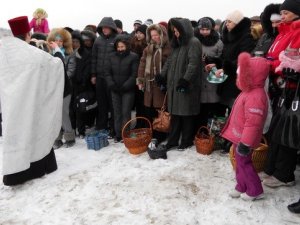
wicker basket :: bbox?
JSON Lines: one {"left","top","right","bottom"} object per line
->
{"left": 122, "top": 117, "right": 152, "bottom": 155}
{"left": 194, "top": 126, "right": 215, "bottom": 155}
{"left": 229, "top": 137, "right": 269, "bottom": 172}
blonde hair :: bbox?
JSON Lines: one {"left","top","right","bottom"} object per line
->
{"left": 251, "top": 24, "right": 263, "bottom": 40}
{"left": 33, "top": 8, "right": 48, "bottom": 26}
{"left": 47, "top": 28, "right": 73, "bottom": 55}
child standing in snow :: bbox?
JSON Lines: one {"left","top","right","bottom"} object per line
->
{"left": 29, "top": 8, "right": 50, "bottom": 34}
{"left": 221, "top": 52, "right": 270, "bottom": 201}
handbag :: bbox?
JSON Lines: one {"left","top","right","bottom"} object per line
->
{"left": 152, "top": 93, "right": 171, "bottom": 133}
{"left": 280, "top": 79, "right": 300, "bottom": 149}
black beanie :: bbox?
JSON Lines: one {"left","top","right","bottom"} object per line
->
{"left": 280, "top": 0, "right": 300, "bottom": 17}
{"left": 114, "top": 19, "right": 123, "bottom": 29}
{"left": 136, "top": 24, "right": 147, "bottom": 36}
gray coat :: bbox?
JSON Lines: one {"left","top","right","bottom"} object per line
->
{"left": 162, "top": 18, "right": 202, "bottom": 116}
{"left": 201, "top": 39, "right": 223, "bottom": 103}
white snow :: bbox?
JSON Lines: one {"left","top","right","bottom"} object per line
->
{"left": 0, "top": 137, "right": 299, "bottom": 225}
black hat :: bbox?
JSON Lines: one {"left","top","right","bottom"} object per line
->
{"left": 198, "top": 17, "right": 213, "bottom": 29}
{"left": 136, "top": 24, "right": 147, "bottom": 36}
{"left": 114, "top": 19, "right": 123, "bottom": 29}
{"left": 280, "top": 0, "right": 300, "bottom": 17}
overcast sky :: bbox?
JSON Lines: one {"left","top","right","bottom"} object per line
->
{"left": 1, "top": 0, "right": 282, "bottom": 32}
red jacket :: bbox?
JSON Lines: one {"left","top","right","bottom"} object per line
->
{"left": 221, "top": 53, "right": 270, "bottom": 148}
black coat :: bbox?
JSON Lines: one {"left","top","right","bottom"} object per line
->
{"left": 219, "top": 17, "right": 255, "bottom": 101}
{"left": 91, "top": 17, "right": 118, "bottom": 78}
{"left": 105, "top": 51, "right": 139, "bottom": 92}
{"left": 72, "top": 48, "right": 92, "bottom": 94}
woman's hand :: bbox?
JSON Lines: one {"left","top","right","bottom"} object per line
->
{"left": 48, "top": 41, "right": 58, "bottom": 50}
{"left": 215, "top": 69, "right": 224, "bottom": 78}
{"left": 205, "top": 63, "right": 216, "bottom": 72}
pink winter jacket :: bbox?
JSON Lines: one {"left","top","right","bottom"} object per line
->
{"left": 29, "top": 18, "right": 50, "bottom": 34}
{"left": 221, "top": 53, "right": 270, "bottom": 148}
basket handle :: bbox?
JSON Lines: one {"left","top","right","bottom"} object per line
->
{"left": 261, "top": 136, "right": 267, "bottom": 145}
{"left": 121, "top": 116, "right": 152, "bottom": 139}
{"left": 197, "top": 126, "right": 210, "bottom": 135}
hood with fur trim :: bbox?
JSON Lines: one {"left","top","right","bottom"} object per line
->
{"left": 168, "top": 18, "right": 194, "bottom": 48}
{"left": 237, "top": 52, "right": 270, "bottom": 91}
{"left": 96, "top": 17, "right": 118, "bottom": 36}
{"left": 261, "top": 3, "right": 281, "bottom": 37}
{"left": 47, "top": 28, "right": 73, "bottom": 55}
{"left": 146, "top": 24, "right": 169, "bottom": 47}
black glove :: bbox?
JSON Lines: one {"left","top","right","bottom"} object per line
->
{"left": 282, "top": 68, "right": 300, "bottom": 81}
{"left": 154, "top": 74, "right": 166, "bottom": 86}
{"left": 237, "top": 142, "right": 251, "bottom": 156}
{"left": 176, "top": 78, "right": 189, "bottom": 93}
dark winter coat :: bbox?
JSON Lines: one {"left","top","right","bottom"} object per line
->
{"left": 161, "top": 18, "right": 202, "bottom": 116}
{"left": 218, "top": 17, "right": 255, "bottom": 104}
{"left": 195, "top": 30, "right": 223, "bottom": 103}
{"left": 105, "top": 50, "right": 139, "bottom": 92}
{"left": 53, "top": 51, "right": 71, "bottom": 97}
{"left": 252, "top": 4, "right": 281, "bottom": 55}
{"left": 137, "top": 24, "right": 171, "bottom": 108}
{"left": 130, "top": 37, "right": 147, "bottom": 59}
{"left": 72, "top": 48, "right": 92, "bottom": 94}
{"left": 91, "top": 17, "right": 118, "bottom": 78}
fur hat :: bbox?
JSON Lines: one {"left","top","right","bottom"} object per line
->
{"left": 8, "top": 16, "right": 30, "bottom": 36}
{"left": 114, "top": 19, "right": 123, "bottom": 29}
{"left": 136, "top": 24, "right": 147, "bottom": 36}
{"left": 237, "top": 52, "right": 270, "bottom": 91}
{"left": 226, "top": 10, "right": 244, "bottom": 24}
{"left": 47, "top": 28, "right": 73, "bottom": 54}
{"left": 84, "top": 24, "right": 97, "bottom": 34}
{"left": 198, "top": 17, "right": 213, "bottom": 29}
{"left": 280, "top": 0, "right": 300, "bottom": 17}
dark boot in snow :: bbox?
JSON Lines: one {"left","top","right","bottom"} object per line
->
{"left": 53, "top": 140, "right": 63, "bottom": 149}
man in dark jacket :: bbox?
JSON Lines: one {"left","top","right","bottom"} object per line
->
{"left": 91, "top": 17, "right": 118, "bottom": 134}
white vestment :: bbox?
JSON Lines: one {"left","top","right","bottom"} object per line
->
{"left": 0, "top": 37, "right": 64, "bottom": 175}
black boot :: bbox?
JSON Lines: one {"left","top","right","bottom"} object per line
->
{"left": 288, "top": 199, "right": 300, "bottom": 214}
{"left": 221, "top": 140, "right": 231, "bottom": 154}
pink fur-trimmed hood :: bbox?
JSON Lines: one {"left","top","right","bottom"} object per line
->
{"left": 237, "top": 52, "right": 270, "bottom": 91}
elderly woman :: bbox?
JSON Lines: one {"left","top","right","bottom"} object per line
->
{"left": 137, "top": 24, "right": 171, "bottom": 143}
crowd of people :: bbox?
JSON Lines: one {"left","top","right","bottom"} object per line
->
{"left": 0, "top": 0, "right": 299, "bottom": 214}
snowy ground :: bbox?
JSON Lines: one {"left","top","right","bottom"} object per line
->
{"left": 0, "top": 136, "right": 299, "bottom": 225}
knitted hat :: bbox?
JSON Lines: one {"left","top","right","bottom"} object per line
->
{"left": 158, "top": 21, "right": 168, "bottom": 29}
{"left": 215, "top": 19, "right": 222, "bottom": 25}
{"left": 8, "top": 16, "right": 30, "bottom": 36}
{"left": 133, "top": 20, "right": 142, "bottom": 25}
{"left": 226, "top": 10, "right": 244, "bottom": 24}
{"left": 84, "top": 24, "right": 97, "bottom": 34}
{"left": 280, "top": 0, "right": 300, "bottom": 16}
{"left": 114, "top": 19, "right": 123, "bottom": 29}
{"left": 237, "top": 52, "right": 270, "bottom": 91}
{"left": 250, "top": 16, "right": 261, "bottom": 22}
{"left": 136, "top": 24, "right": 147, "bottom": 36}
{"left": 270, "top": 13, "right": 281, "bottom": 21}
{"left": 198, "top": 17, "right": 213, "bottom": 29}
{"left": 144, "top": 19, "right": 153, "bottom": 26}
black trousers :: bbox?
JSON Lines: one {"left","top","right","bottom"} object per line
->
{"left": 77, "top": 110, "right": 96, "bottom": 135}
{"left": 95, "top": 77, "right": 114, "bottom": 131}
{"left": 167, "top": 114, "right": 196, "bottom": 147}
{"left": 264, "top": 141, "right": 298, "bottom": 183}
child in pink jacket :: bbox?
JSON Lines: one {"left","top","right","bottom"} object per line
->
{"left": 29, "top": 8, "right": 50, "bottom": 34}
{"left": 221, "top": 52, "right": 270, "bottom": 201}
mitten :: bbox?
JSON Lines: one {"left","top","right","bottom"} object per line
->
{"left": 282, "top": 68, "right": 300, "bottom": 81}
{"left": 237, "top": 142, "right": 251, "bottom": 156}
{"left": 176, "top": 78, "right": 189, "bottom": 93}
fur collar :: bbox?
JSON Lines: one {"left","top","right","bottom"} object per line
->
{"left": 194, "top": 29, "right": 219, "bottom": 46}
{"left": 222, "top": 17, "right": 251, "bottom": 44}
